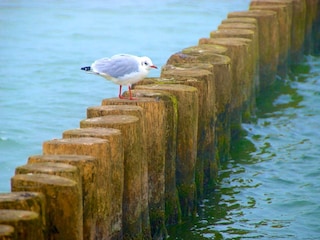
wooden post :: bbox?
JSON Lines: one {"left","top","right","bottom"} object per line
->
{"left": 11, "top": 174, "right": 81, "bottom": 240}
{"left": 0, "top": 192, "right": 46, "bottom": 237}
{"left": 80, "top": 115, "right": 149, "bottom": 240}
{"left": 15, "top": 163, "right": 80, "bottom": 185}
{"left": 165, "top": 45, "right": 227, "bottom": 65}
{"left": 199, "top": 37, "right": 250, "bottom": 137}
{"left": 164, "top": 48, "right": 233, "bottom": 165}
{"left": 14, "top": 162, "right": 82, "bottom": 238}
{"left": 220, "top": 17, "right": 260, "bottom": 92}
{"left": 219, "top": 22, "right": 257, "bottom": 31}
{"left": 28, "top": 154, "right": 97, "bottom": 240}
{"left": 42, "top": 137, "right": 110, "bottom": 240}
{"left": 205, "top": 28, "right": 258, "bottom": 120}
{"left": 222, "top": 17, "right": 258, "bottom": 25}
{"left": 161, "top": 66, "right": 212, "bottom": 197}
{"left": 250, "top": 3, "right": 291, "bottom": 77}
{"left": 87, "top": 104, "right": 145, "bottom": 232}
{"left": 99, "top": 98, "right": 168, "bottom": 239}
{"left": 312, "top": 0, "right": 320, "bottom": 54}
{"left": 228, "top": 10, "right": 279, "bottom": 90}
{"left": 160, "top": 64, "right": 218, "bottom": 197}
{"left": 304, "top": 0, "right": 319, "bottom": 54}
{"left": 62, "top": 128, "right": 123, "bottom": 240}
{"left": 87, "top": 105, "right": 143, "bottom": 119}
{"left": 134, "top": 84, "right": 199, "bottom": 218}
{"left": 123, "top": 90, "right": 181, "bottom": 225}
{"left": 217, "top": 21, "right": 260, "bottom": 92}
{"left": 290, "top": 0, "right": 307, "bottom": 64}
{"left": 0, "top": 210, "right": 43, "bottom": 240}
{"left": 0, "top": 224, "right": 15, "bottom": 240}
{"left": 184, "top": 51, "right": 232, "bottom": 158}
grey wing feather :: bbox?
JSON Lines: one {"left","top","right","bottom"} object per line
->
{"left": 91, "top": 55, "right": 139, "bottom": 79}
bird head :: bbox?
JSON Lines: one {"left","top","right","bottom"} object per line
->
{"left": 140, "top": 56, "right": 158, "bottom": 71}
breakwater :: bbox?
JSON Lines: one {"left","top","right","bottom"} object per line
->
{"left": 1, "top": 1, "right": 319, "bottom": 239}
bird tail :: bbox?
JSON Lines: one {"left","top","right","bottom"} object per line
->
{"left": 81, "top": 66, "right": 91, "bottom": 71}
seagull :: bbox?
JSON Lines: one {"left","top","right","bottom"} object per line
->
{"left": 81, "top": 54, "right": 157, "bottom": 100}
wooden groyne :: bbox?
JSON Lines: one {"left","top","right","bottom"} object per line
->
{"left": 1, "top": 0, "right": 319, "bottom": 239}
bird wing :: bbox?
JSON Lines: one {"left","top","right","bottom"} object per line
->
{"left": 91, "top": 55, "right": 140, "bottom": 79}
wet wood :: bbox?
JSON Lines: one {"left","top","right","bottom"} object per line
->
{"left": 0, "top": 192, "right": 46, "bottom": 238}
{"left": 62, "top": 128, "right": 123, "bottom": 240}
{"left": 199, "top": 37, "right": 251, "bottom": 137}
{"left": 250, "top": 3, "right": 291, "bottom": 76}
{"left": 228, "top": 10, "right": 279, "bottom": 90}
{"left": 0, "top": 210, "right": 43, "bottom": 240}
{"left": 11, "top": 174, "right": 82, "bottom": 240}
{"left": 0, "top": 224, "right": 15, "bottom": 240}
{"left": 28, "top": 154, "right": 97, "bottom": 240}
{"left": 203, "top": 29, "right": 258, "bottom": 120}
{"left": 99, "top": 98, "right": 168, "bottom": 239}
{"left": 163, "top": 48, "right": 233, "bottom": 165}
{"left": 80, "top": 115, "right": 149, "bottom": 240}
{"left": 133, "top": 83, "right": 198, "bottom": 217}
{"left": 42, "top": 137, "right": 110, "bottom": 240}
{"left": 15, "top": 163, "right": 80, "bottom": 186}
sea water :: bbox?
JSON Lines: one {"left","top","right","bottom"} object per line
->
{"left": 167, "top": 57, "right": 320, "bottom": 239}
{"left": 1, "top": 1, "right": 320, "bottom": 239}
{"left": 0, "top": 0, "right": 250, "bottom": 190}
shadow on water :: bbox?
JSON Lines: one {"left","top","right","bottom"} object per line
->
{"left": 167, "top": 56, "right": 320, "bottom": 239}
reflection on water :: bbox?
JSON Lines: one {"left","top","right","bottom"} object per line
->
{"left": 168, "top": 56, "right": 320, "bottom": 239}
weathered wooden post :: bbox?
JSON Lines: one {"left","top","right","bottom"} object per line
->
{"left": 87, "top": 105, "right": 143, "bottom": 119}
{"left": 159, "top": 66, "right": 213, "bottom": 199}
{"left": 0, "top": 192, "right": 46, "bottom": 238}
{"left": 250, "top": 2, "right": 292, "bottom": 77}
{"left": 218, "top": 20, "right": 260, "bottom": 93}
{"left": 312, "top": 0, "right": 320, "bottom": 54}
{"left": 42, "top": 137, "right": 110, "bottom": 240}
{"left": 199, "top": 37, "right": 251, "bottom": 138}
{"left": 62, "top": 128, "right": 124, "bottom": 240}
{"left": 97, "top": 99, "right": 168, "bottom": 239}
{"left": 304, "top": 0, "right": 319, "bottom": 54}
{"left": 228, "top": 10, "right": 279, "bottom": 90}
{"left": 28, "top": 154, "right": 97, "bottom": 240}
{"left": 134, "top": 84, "right": 199, "bottom": 218}
{"left": 0, "top": 224, "right": 15, "bottom": 239}
{"left": 205, "top": 29, "right": 258, "bottom": 120}
{"left": 11, "top": 174, "right": 82, "bottom": 240}
{"left": 80, "top": 115, "right": 150, "bottom": 239}
{"left": 89, "top": 103, "right": 151, "bottom": 239}
{"left": 290, "top": 0, "right": 307, "bottom": 64}
{"left": 113, "top": 90, "right": 181, "bottom": 226}
{"left": 15, "top": 163, "right": 80, "bottom": 186}
{"left": 0, "top": 210, "right": 43, "bottom": 240}
{"left": 164, "top": 47, "right": 233, "bottom": 176}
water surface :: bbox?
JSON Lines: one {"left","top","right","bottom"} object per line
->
{"left": 1, "top": 1, "right": 320, "bottom": 239}
{"left": 167, "top": 56, "right": 320, "bottom": 239}
{"left": 0, "top": 0, "right": 250, "bottom": 191}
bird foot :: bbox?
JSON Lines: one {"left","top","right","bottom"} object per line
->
{"left": 118, "top": 95, "right": 137, "bottom": 100}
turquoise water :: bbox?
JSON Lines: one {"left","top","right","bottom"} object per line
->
{"left": 167, "top": 56, "right": 320, "bottom": 239}
{"left": 1, "top": 1, "right": 320, "bottom": 239}
{"left": 0, "top": 0, "right": 250, "bottom": 191}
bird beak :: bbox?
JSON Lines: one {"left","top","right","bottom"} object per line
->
{"left": 150, "top": 65, "right": 158, "bottom": 69}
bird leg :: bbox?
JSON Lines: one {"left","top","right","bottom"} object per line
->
{"left": 118, "top": 85, "right": 125, "bottom": 99}
{"left": 128, "top": 86, "right": 136, "bottom": 100}
{"left": 118, "top": 85, "right": 136, "bottom": 100}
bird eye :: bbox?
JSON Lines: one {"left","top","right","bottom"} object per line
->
{"left": 144, "top": 61, "right": 148, "bottom": 66}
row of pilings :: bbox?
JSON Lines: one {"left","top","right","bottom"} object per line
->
{"left": 1, "top": 0, "right": 320, "bottom": 239}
